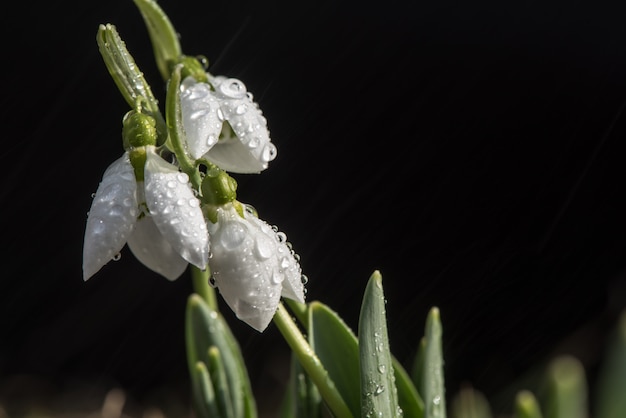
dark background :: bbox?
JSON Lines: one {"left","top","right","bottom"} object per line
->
{"left": 2, "top": 0, "right": 626, "bottom": 416}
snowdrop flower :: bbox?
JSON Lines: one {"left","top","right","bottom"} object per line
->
{"left": 207, "top": 202, "right": 305, "bottom": 332}
{"left": 179, "top": 75, "right": 277, "bottom": 173}
{"left": 83, "top": 113, "right": 209, "bottom": 281}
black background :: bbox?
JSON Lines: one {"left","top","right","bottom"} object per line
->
{"left": 2, "top": 0, "right": 626, "bottom": 416}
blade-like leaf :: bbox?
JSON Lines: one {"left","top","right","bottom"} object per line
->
{"left": 595, "top": 310, "right": 626, "bottom": 418}
{"left": 544, "top": 355, "right": 587, "bottom": 418}
{"left": 132, "top": 0, "right": 182, "bottom": 81}
{"left": 450, "top": 386, "right": 492, "bottom": 418}
{"left": 358, "top": 271, "right": 401, "bottom": 418}
{"left": 186, "top": 294, "right": 257, "bottom": 418}
{"left": 514, "top": 390, "right": 543, "bottom": 418}
{"left": 96, "top": 24, "right": 167, "bottom": 144}
{"left": 191, "top": 361, "right": 220, "bottom": 418}
{"left": 309, "top": 301, "right": 361, "bottom": 418}
{"left": 422, "top": 307, "right": 447, "bottom": 418}
{"left": 309, "top": 298, "right": 424, "bottom": 418}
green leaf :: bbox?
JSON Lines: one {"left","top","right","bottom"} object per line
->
{"left": 450, "top": 386, "right": 492, "bottom": 418}
{"left": 411, "top": 337, "right": 427, "bottom": 397}
{"left": 208, "top": 346, "right": 235, "bottom": 418}
{"left": 281, "top": 350, "right": 323, "bottom": 418}
{"left": 273, "top": 304, "right": 354, "bottom": 418}
{"left": 594, "top": 309, "right": 626, "bottom": 418}
{"left": 514, "top": 390, "right": 543, "bottom": 418}
{"left": 393, "top": 351, "right": 425, "bottom": 418}
{"left": 358, "top": 271, "right": 401, "bottom": 418}
{"left": 96, "top": 23, "right": 167, "bottom": 144}
{"left": 543, "top": 355, "right": 587, "bottom": 418}
{"left": 132, "top": 0, "right": 182, "bottom": 81}
{"left": 307, "top": 294, "right": 423, "bottom": 417}
{"left": 422, "top": 307, "right": 447, "bottom": 418}
{"left": 191, "top": 361, "right": 220, "bottom": 418}
{"left": 185, "top": 294, "right": 257, "bottom": 418}
{"left": 309, "top": 301, "right": 361, "bottom": 418}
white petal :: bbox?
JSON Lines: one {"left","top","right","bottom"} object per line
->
{"left": 207, "top": 77, "right": 277, "bottom": 174}
{"left": 208, "top": 204, "right": 283, "bottom": 331}
{"left": 180, "top": 77, "right": 223, "bottom": 159}
{"left": 144, "top": 150, "right": 209, "bottom": 269}
{"left": 242, "top": 209, "right": 305, "bottom": 304}
{"left": 83, "top": 153, "right": 137, "bottom": 280}
{"left": 127, "top": 215, "right": 189, "bottom": 281}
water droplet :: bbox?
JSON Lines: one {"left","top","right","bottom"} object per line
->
{"left": 261, "top": 143, "right": 277, "bottom": 162}
{"left": 218, "top": 223, "right": 247, "bottom": 250}
{"left": 301, "top": 274, "right": 309, "bottom": 285}
{"left": 374, "top": 385, "right": 385, "bottom": 395}
{"left": 244, "top": 204, "right": 258, "bottom": 216}
{"left": 276, "top": 232, "right": 287, "bottom": 243}
{"left": 432, "top": 395, "right": 441, "bottom": 405}
{"left": 188, "top": 198, "right": 200, "bottom": 208}
{"left": 217, "top": 108, "right": 225, "bottom": 121}
{"left": 190, "top": 109, "right": 211, "bottom": 120}
{"left": 167, "top": 180, "right": 177, "bottom": 188}
{"left": 219, "top": 78, "right": 247, "bottom": 99}
{"left": 112, "top": 253, "right": 122, "bottom": 261}
{"left": 377, "top": 364, "right": 386, "bottom": 373}
{"left": 207, "top": 134, "right": 218, "bottom": 147}
{"left": 91, "top": 192, "right": 96, "bottom": 198}
{"left": 248, "top": 136, "right": 261, "bottom": 149}
{"left": 271, "top": 271, "right": 285, "bottom": 284}
{"left": 209, "top": 276, "right": 217, "bottom": 288}
{"left": 177, "top": 173, "right": 189, "bottom": 183}
{"left": 235, "top": 104, "right": 248, "bottom": 114}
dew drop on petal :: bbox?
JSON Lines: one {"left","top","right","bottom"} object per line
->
{"left": 218, "top": 222, "right": 247, "bottom": 250}
{"left": 261, "top": 143, "right": 277, "bottom": 162}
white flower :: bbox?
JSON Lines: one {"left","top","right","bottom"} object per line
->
{"left": 83, "top": 148, "right": 209, "bottom": 281}
{"left": 180, "top": 75, "right": 277, "bottom": 173}
{"left": 208, "top": 203, "right": 305, "bottom": 332}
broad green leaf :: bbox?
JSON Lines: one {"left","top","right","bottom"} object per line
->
{"left": 358, "top": 271, "right": 401, "bottom": 418}
{"left": 543, "top": 355, "right": 587, "bottom": 418}
{"left": 186, "top": 294, "right": 257, "bottom": 418}
{"left": 422, "top": 307, "right": 447, "bottom": 418}
{"left": 514, "top": 390, "right": 543, "bottom": 418}
{"left": 273, "top": 304, "right": 353, "bottom": 418}
{"left": 309, "top": 298, "right": 424, "bottom": 417}
{"left": 594, "top": 310, "right": 626, "bottom": 418}
{"left": 309, "top": 301, "right": 361, "bottom": 418}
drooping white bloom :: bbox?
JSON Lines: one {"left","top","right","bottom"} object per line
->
{"left": 180, "top": 75, "right": 277, "bottom": 173}
{"left": 83, "top": 148, "right": 209, "bottom": 281}
{"left": 208, "top": 203, "right": 305, "bottom": 332}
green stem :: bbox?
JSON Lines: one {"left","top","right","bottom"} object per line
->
{"left": 273, "top": 303, "right": 354, "bottom": 418}
{"left": 165, "top": 63, "right": 203, "bottom": 188}
{"left": 191, "top": 265, "right": 217, "bottom": 311}
{"left": 284, "top": 297, "right": 308, "bottom": 326}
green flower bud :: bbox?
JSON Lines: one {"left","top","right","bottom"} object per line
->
{"left": 201, "top": 166, "right": 238, "bottom": 207}
{"left": 178, "top": 55, "right": 209, "bottom": 84}
{"left": 123, "top": 111, "right": 158, "bottom": 149}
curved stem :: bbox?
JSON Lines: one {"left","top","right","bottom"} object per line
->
{"left": 273, "top": 303, "right": 354, "bottom": 418}
{"left": 165, "top": 64, "right": 203, "bottom": 188}
{"left": 191, "top": 265, "right": 217, "bottom": 311}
